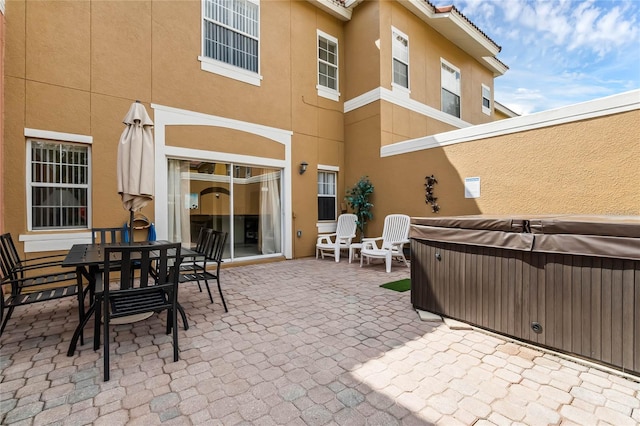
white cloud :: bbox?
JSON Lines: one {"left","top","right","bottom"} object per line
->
{"left": 532, "top": 1, "right": 572, "bottom": 44}
{"left": 513, "top": 88, "right": 544, "bottom": 101}
{"left": 503, "top": 0, "right": 526, "bottom": 22}
{"left": 452, "top": 0, "right": 640, "bottom": 113}
{"left": 439, "top": 0, "right": 638, "bottom": 116}
{"left": 456, "top": 0, "right": 496, "bottom": 19}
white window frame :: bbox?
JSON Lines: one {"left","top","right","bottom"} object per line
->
{"left": 392, "top": 26, "right": 410, "bottom": 94}
{"left": 482, "top": 84, "right": 491, "bottom": 116}
{"left": 441, "top": 58, "right": 461, "bottom": 118}
{"left": 317, "top": 167, "right": 338, "bottom": 223}
{"left": 19, "top": 128, "right": 93, "bottom": 253}
{"left": 317, "top": 30, "right": 340, "bottom": 101}
{"left": 199, "top": 0, "right": 263, "bottom": 86}
{"left": 27, "top": 140, "right": 91, "bottom": 232}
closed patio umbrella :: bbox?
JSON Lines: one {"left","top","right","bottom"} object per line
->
{"left": 117, "top": 101, "right": 154, "bottom": 242}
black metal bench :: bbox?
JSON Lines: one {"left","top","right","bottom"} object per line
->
{"left": 0, "top": 233, "right": 86, "bottom": 335}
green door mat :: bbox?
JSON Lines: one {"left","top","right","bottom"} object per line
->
{"left": 380, "top": 278, "right": 411, "bottom": 292}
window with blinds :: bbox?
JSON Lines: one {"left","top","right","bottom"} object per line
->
{"left": 203, "top": 0, "right": 259, "bottom": 73}
{"left": 482, "top": 84, "right": 491, "bottom": 115}
{"left": 441, "top": 60, "right": 461, "bottom": 118}
{"left": 317, "top": 171, "right": 336, "bottom": 221}
{"left": 392, "top": 28, "right": 409, "bottom": 89}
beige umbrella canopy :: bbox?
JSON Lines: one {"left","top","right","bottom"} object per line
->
{"left": 117, "top": 101, "right": 154, "bottom": 241}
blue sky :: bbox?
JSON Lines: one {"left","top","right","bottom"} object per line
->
{"left": 444, "top": 0, "right": 640, "bottom": 115}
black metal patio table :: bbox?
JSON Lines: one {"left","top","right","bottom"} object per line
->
{"left": 64, "top": 241, "right": 199, "bottom": 356}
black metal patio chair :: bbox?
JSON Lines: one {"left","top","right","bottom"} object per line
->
{"left": 100, "top": 242, "right": 182, "bottom": 381}
{"left": 179, "top": 229, "right": 228, "bottom": 311}
{"left": 0, "top": 233, "right": 86, "bottom": 335}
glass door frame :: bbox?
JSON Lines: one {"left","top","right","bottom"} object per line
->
{"left": 150, "top": 103, "right": 294, "bottom": 260}
{"left": 165, "top": 154, "right": 288, "bottom": 263}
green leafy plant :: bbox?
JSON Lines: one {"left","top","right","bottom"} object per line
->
{"left": 345, "top": 176, "right": 374, "bottom": 240}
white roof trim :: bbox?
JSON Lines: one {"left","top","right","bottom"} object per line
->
{"left": 482, "top": 56, "right": 508, "bottom": 77}
{"left": 306, "top": 0, "right": 352, "bottom": 21}
{"left": 381, "top": 89, "right": 640, "bottom": 157}
{"left": 432, "top": 7, "right": 500, "bottom": 56}
{"left": 494, "top": 101, "right": 519, "bottom": 118}
{"left": 398, "top": 0, "right": 504, "bottom": 71}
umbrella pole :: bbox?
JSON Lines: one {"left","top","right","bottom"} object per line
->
{"left": 129, "top": 210, "right": 134, "bottom": 243}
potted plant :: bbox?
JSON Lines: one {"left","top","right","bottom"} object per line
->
{"left": 345, "top": 176, "right": 374, "bottom": 241}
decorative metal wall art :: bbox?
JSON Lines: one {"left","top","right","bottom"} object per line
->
{"left": 425, "top": 175, "right": 440, "bottom": 213}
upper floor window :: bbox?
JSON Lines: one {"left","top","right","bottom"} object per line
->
{"left": 441, "top": 59, "right": 461, "bottom": 118}
{"left": 392, "top": 27, "right": 409, "bottom": 90}
{"left": 28, "top": 140, "right": 90, "bottom": 230}
{"left": 200, "top": 0, "right": 261, "bottom": 86}
{"left": 482, "top": 84, "right": 491, "bottom": 116}
{"left": 318, "top": 170, "right": 337, "bottom": 221}
{"left": 317, "top": 30, "right": 339, "bottom": 101}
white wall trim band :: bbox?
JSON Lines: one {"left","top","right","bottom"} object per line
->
{"left": 198, "top": 56, "right": 263, "bottom": 87}
{"left": 165, "top": 146, "right": 286, "bottom": 170}
{"left": 318, "top": 164, "right": 340, "bottom": 172}
{"left": 380, "top": 89, "right": 640, "bottom": 157}
{"left": 24, "top": 128, "right": 93, "bottom": 144}
{"left": 317, "top": 222, "right": 338, "bottom": 234}
{"left": 20, "top": 232, "right": 92, "bottom": 253}
{"left": 344, "top": 86, "right": 471, "bottom": 129}
{"left": 151, "top": 103, "right": 292, "bottom": 144}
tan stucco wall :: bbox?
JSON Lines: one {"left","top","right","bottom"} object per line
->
{"left": 2, "top": 0, "right": 348, "bottom": 259}
{"left": 442, "top": 111, "right": 640, "bottom": 215}
{"left": 345, "top": 109, "right": 640, "bottom": 237}
{"left": 344, "top": 0, "right": 380, "bottom": 99}
{"left": 9, "top": 0, "right": 611, "bottom": 262}
{"left": 381, "top": 1, "right": 495, "bottom": 124}
{"left": 166, "top": 126, "right": 286, "bottom": 160}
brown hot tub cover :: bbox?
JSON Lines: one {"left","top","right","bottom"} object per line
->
{"left": 410, "top": 215, "right": 640, "bottom": 260}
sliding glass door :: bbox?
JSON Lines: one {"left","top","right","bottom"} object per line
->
{"left": 167, "top": 159, "right": 282, "bottom": 261}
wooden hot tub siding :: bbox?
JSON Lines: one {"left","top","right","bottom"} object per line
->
{"left": 411, "top": 238, "right": 640, "bottom": 376}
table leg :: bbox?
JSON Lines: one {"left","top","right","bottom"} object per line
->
{"left": 67, "top": 301, "right": 96, "bottom": 356}
{"left": 178, "top": 303, "right": 189, "bottom": 330}
{"left": 67, "top": 265, "right": 98, "bottom": 357}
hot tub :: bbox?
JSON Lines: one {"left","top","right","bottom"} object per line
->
{"left": 410, "top": 215, "right": 640, "bottom": 376}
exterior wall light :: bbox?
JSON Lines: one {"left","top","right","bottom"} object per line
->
{"left": 299, "top": 162, "right": 309, "bottom": 175}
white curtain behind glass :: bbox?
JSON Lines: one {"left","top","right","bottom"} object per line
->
{"left": 167, "top": 159, "right": 191, "bottom": 247}
{"left": 259, "top": 171, "right": 281, "bottom": 254}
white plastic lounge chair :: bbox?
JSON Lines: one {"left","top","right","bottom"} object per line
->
{"left": 360, "top": 214, "right": 410, "bottom": 273}
{"left": 316, "top": 214, "right": 358, "bottom": 262}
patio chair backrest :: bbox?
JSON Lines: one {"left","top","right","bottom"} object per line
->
{"left": 381, "top": 214, "right": 411, "bottom": 249}
{"left": 203, "top": 230, "right": 228, "bottom": 265}
{"left": 194, "top": 227, "right": 215, "bottom": 254}
{"left": 0, "top": 233, "right": 47, "bottom": 281}
{"left": 0, "top": 233, "right": 19, "bottom": 279}
{"left": 336, "top": 214, "right": 358, "bottom": 240}
{"left": 91, "top": 227, "right": 126, "bottom": 244}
